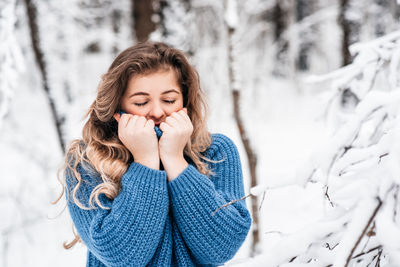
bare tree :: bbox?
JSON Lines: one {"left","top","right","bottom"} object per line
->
{"left": 225, "top": 0, "right": 261, "bottom": 256}
{"left": 296, "top": 0, "right": 315, "bottom": 71}
{"left": 132, "top": 0, "right": 156, "bottom": 42}
{"left": 23, "top": 0, "right": 65, "bottom": 153}
{"left": 338, "top": 0, "right": 362, "bottom": 66}
{"left": 272, "top": 0, "right": 290, "bottom": 77}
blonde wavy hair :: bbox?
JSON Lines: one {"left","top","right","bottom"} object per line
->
{"left": 55, "top": 41, "right": 212, "bottom": 249}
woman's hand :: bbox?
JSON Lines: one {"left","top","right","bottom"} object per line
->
{"left": 114, "top": 113, "right": 160, "bottom": 170}
{"left": 159, "top": 109, "right": 193, "bottom": 180}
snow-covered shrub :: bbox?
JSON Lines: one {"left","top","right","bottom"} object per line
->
{"left": 0, "top": 0, "right": 23, "bottom": 129}
{"left": 242, "top": 30, "right": 400, "bottom": 267}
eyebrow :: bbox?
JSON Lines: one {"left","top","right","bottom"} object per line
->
{"left": 128, "top": 89, "right": 180, "bottom": 98}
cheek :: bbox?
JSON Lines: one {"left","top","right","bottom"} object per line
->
{"left": 121, "top": 102, "right": 147, "bottom": 116}
{"left": 128, "top": 108, "right": 147, "bottom": 116}
{"left": 172, "top": 99, "right": 184, "bottom": 112}
{"left": 164, "top": 101, "right": 183, "bottom": 116}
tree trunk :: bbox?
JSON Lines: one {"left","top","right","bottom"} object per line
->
{"left": 111, "top": 8, "right": 122, "bottom": 54}
{"left": 232, "top": 88, "right": 260, "bottom": 256}
{"left": 23, "top": 0, "right": 65, "bottom": 153}
{"left": 225, "top": 0, "right": 260, "bottom": 255}
{"left": 272, "top": 0, "right": 290, "bottom": 76}
{"left": 373, "top": 0, "right": 392, "bottom": 37}
{"left": 338, "top": 0, "right": 361, "bottom": 66}
{"left": 132, "top": 0, "right": 156, "bottom": 42}
{"left": 296, "top": 0, "right": 314, "bottom": 71}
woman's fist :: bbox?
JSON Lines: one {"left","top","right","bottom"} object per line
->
{"left": 159, "top": 109, "right": 193, "bottom": 179}
{"left": 114, "top": 113, "right": 159, "bottom": 170}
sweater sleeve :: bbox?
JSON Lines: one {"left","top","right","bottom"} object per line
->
{"left": 65, "top": 162, "right": 169, "bottom": 267}
{"left": 168, "top": 134, "right": 252, "bottom": 265}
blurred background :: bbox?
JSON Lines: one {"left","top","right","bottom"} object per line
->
{"left": 1, "top": 0, "right": 400, "bottom": 266}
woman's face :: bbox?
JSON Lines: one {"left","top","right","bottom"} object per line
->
{"left": 119, "top": 69, "right": 184, "bottom": 126}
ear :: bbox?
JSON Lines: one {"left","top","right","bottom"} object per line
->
{"left": 113, "top": 113, "right": 121, "bottom": 122}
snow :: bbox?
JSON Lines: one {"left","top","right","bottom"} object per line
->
{"left": 224, "top": 0, "right": 238, "bottom": 29}
{"left": 2, "top": 0, "right": 400, "bottom": 266}
{"left": 0, "top": 0, "right": 24, "bottom": 130}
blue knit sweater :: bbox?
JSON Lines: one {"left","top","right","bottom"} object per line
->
{"left": 66, "top": 134, "right": 251, "bottom": 267}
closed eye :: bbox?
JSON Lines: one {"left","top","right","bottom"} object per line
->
{"left": 164, "top": 100, "right": 176, "bottom": 104}
{"left": 135, "top": 102, "right": 148, "bottom": 106}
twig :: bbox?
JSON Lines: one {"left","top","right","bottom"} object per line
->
{"left": 394, "top": 185, "right": 399, "bottom": 222}
{"left": 325, "top": 186, "right": 334, "bottom": 207}
{"left": 374, "top": 249, "right": 382, "bottom": 267}
{"left": 361, "top": 221, "right": 376, "bottom": 253}
{"left": 369, "top": 113, "right": 388, "bottom": 144}
{"left": 325, "top": 242, "right": 339, "bottom": 250}
{"left": 306, "top": 168, "right": 317, "bottom": 183}
{"left": 352, "top": 245, "right": 382, "bottom": 259}
{"left": 344, "top": 198, "right": 382, "bottom": 267}
{"left": 259, "top": 191, "right": 267, "bottom": 211}
{"left": 328, "top": 105, "right": 384, "bottom": 178}
{"left": 264, "top": 230, "right": 283, "bottom": 235}
{"left": 212, "top": 195, "right": 250, "bottom": 216}
{"left": 378, "top": 152, "right": 389, "bottom": 163}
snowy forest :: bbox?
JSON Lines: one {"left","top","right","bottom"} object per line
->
{"left": 2, "top": 0, "right": 400, "bottom": 266}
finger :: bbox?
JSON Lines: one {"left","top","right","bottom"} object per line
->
{"left": 159, "top": 121, "right": 172, "bottom": 132}
{"left": 123, "top": 115, "right": 138, "bottom": 134}
{"left": 135, "top": 116, "right": 147, "bottom": 128}
{"left": 176, "top": 110, "right": 190, "bottom": 122}
{"left": 119, "top": 113, "right": 132, "bottom": 129}
{"left": 145, "top": 119, "right": 155, "bottom": 128}
{"left": 128, "top": 115, "right": 138, "bottom": 128}
{"left": 165, "top": 115, "right": 179, "bottom": 127}
{"left": 173, "top": 111, "right": 192, "bottom": 128}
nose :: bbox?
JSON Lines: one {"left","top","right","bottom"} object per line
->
{"left": 148, "top": 102, "right": 165, "bottom": 122}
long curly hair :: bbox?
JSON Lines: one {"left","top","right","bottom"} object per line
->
{"left": 55, "top": 41, "right": 212, "bottom": 249}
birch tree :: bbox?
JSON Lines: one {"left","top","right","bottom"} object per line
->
{"left": 224, "top": 0, "right": 261, "bottom": 256}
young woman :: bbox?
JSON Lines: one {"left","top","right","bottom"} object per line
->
{"left": 59, "top": 41, "right": 251, "bottom": 267}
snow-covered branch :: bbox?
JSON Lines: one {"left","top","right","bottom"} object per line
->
{"left": 238, "top": 30, "right": 400, "bottom": 266}
{"left": 0, "top": 0, "right": 24, "bottom": 130}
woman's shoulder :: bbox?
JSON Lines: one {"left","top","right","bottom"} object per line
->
{"left": 210, "top": 133, "right": 237, "bottom": 147}
{"left": 204, "top": 133, "right": 240, "bottom": 160}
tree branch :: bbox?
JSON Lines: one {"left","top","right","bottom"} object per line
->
{"left": 344, "top": 198, "right": 382, "bottom": 267}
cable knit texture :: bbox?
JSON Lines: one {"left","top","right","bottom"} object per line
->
{"left": 66, "top": 134, "right": 252, "bottom": 267}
